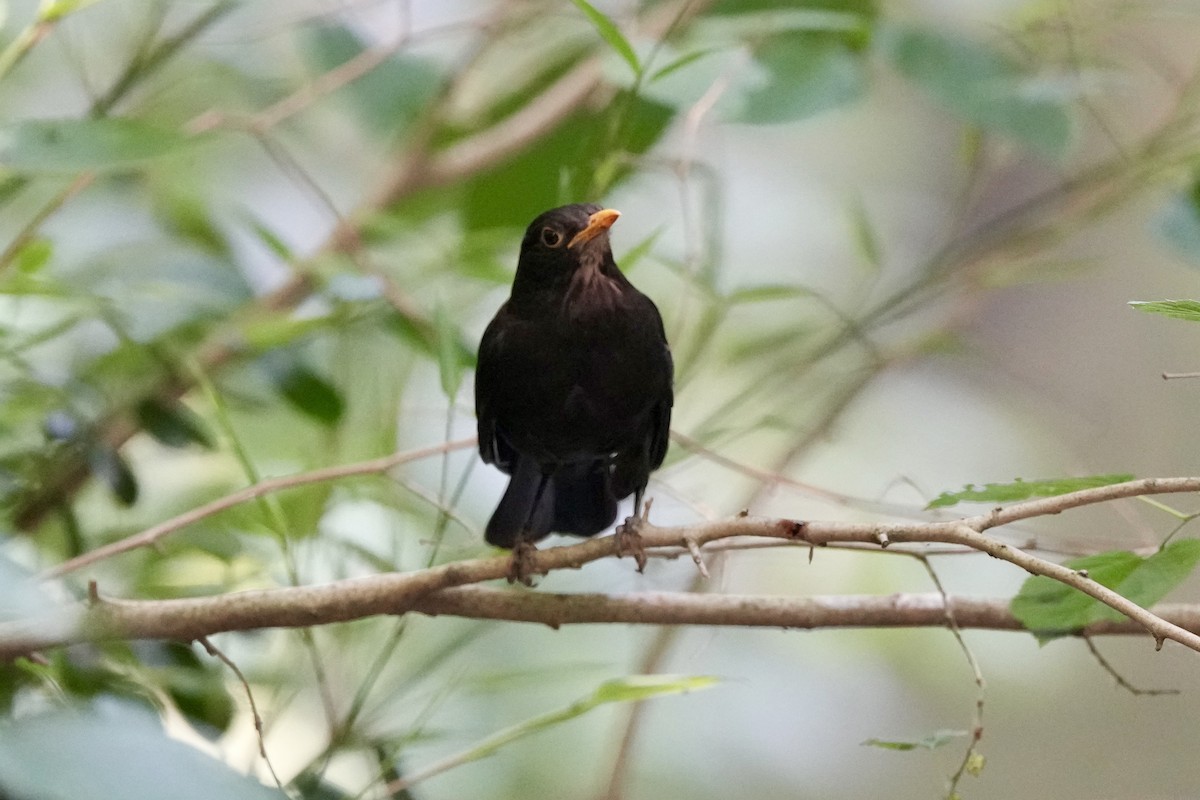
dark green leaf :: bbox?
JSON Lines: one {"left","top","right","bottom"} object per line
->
{"left": 927, "top": 474, "right": 1134, "bottom": 509}
{"left": 0, "top": 703, "right": 287, "bottom": 800}
{"left": 880, "top": 25, "right": 1072, "bottom": 157}
{"left": 0, "top": 118, "right": 203, "bottom": 173}
{"left": 734, "top": 32, "right": 866, "bottom": 124}
{"left": 464, "top": 95, "right": 672, "bottom": 229}
{"left": 862, "top": 729, "right": 966, "bottom": 751}
{"left": 273, "top": 365, "right": 345, "bottom": 426}
{"left": 136, "top": 398, "right": 215, "bottom": 449}
{"left": 87, "top": 445, "right": 138, "bottom": 505}
{"left": 1128, "top": 299, "right": 1200, "bottom": 323}
{"left": 160, "top": 644, "right": 236, "bottom": 735}
{"left": 569, "top": 0, "right": 641, "bottom": 77}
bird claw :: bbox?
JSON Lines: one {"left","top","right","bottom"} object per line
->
{"left": 506, "top": 540, "right": 539, "bottom": 587}
{"left": 615, "top": 515, "right": 648, "bottom": 573}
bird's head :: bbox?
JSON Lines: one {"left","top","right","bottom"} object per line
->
{"left": 513, "top": 204, "right": 622, "bottom": 293}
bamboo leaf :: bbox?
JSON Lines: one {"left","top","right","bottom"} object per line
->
{"left": 1129, "top": 300, "right": 1200, "bottom": 323}
{"left": 569, "top": 0, "right": 641, "bottom": 77}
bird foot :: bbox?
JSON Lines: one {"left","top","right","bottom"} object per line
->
{"left": 507, "top": 540, "right": 539, "bottom": 587}
{"left": 615, "top": 515, "right": 648, "bottom": 573}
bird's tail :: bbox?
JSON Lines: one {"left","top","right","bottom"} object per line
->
{"left": 484, "top": 459, "right": 619, "bottom": 547}
{"left": 552, "top": 461, "right": 617, "bottom": 537}
{"left": 485, "top": 457, "right": 554, "bottom": 548}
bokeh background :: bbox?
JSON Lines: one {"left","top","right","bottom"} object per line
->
{"left": 3, "top": 0, "right": 1200, "bottom": 798}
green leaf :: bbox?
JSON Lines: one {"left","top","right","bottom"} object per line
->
{"left": 649, "top": 48, "right": 719, "bottom": 83}
{"left": 403, "top": 675, "right": 717, "bottom": 788}
{"left": 0, "top": 118, "right": 202, "bottom": 173}
{"left": 0, "top": 702, "right": 287, "bottom": 800}
{"left": 862, "top": 729, "right": 966, "bottom": 751}
{"left": 569, "top": 0, "right": 641, "bottom": 77}
{"left": 247, "top": 219, "right": 293, "bottom": 261}
{"left": 734, "top": 32, "right": 866, "bottom": 124}
{"left": 1128, "top": 299, "right": 1200, "bottom": 323}
{"left": 847, "top": 195, "right": 881, "bottom": 269}
{"left": 272, "top": 364, "right": 345, "bottom": 426}
{"left": 1092, "top": 539, "right": 1200, "bottom": 622}
{"left": 14, "top": 238, "right": 52, "bottom": 274}
{"left": 239, "top": 315, "right": 334, "bottom": 351}
{"left": 37, "top": 0, "right": 107, "bottom": 22}
{"left": 708, "top": 0, "right": 877, "bottom": 18}
{"left": 880, "top": 25, "right": 1072, "bottom": 157}
{"left": 1011, "top": 550, "right": 1142, "bottom": 635}
{"left": 136, "top": 398, "right": 215, "bottom": 449}
{"left": 726, "top": 284, "right": 815, "bottom": 304}
{"left": 153, "top": 189, "right": 228, "bottom": 256}
{"left": 927, "top": 474, "right": 1134, "bottom": 509}
{"left": 1009, "top": 543, "right": 1200, "bottom": 635}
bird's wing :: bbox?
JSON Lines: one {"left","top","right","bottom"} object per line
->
{"left": 648, "top": 342, "right": 674, "bottom": 470}
{"left": 475, "top": 306, "right": 512, "bottom": 470}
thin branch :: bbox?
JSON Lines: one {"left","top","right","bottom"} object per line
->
{"left": 198, "top": 636, "right": 284, "bottom": 789}
{"left": 45, "top": 438, "right": 476, "bottom": 578}
{"left": 1081, "top": 635, "right": 1179, "bottom": 696}
{"left": 917, "top": 556, "right": 985, "bottom": 798}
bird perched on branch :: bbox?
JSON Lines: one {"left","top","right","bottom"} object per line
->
{"left": 475, "top": 203, "right": 673, "bottom": 580}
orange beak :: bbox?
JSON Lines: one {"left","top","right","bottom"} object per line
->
{"left": 567, "top": 208, "right": 620, "bottom": 249}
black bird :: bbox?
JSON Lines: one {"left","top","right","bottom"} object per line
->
{"left": 475, "top": 203, "right": 673, "bottom": 560}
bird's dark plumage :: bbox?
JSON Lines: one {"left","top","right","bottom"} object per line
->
{"left": 475, "top": 203, "right": 673, "bottom": 549}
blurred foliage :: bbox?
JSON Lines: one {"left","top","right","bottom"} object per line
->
{"left": 1, "top": 0, "right": 1200, "bottom": 798}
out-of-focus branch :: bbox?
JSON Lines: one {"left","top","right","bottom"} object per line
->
{"left": 43, "top": 438, "right": 477, "bottom": 578}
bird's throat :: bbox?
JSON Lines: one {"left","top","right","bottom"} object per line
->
{"left": 565, "top": 248, "right": 622, "bottom": 312}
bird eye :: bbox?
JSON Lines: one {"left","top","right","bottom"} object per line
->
{"left": 540, "top": 227, "right": 563, "bottom": 248}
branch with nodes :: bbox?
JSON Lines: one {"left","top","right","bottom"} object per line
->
{"left": 6, "top": 476, "right": 1200, "bottom": 661}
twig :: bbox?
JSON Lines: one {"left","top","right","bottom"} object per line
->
{"left": 44, "top": 438, "right": 476, "bottom": 578}
{"left": 198, "top": 636, "right": 284, "bottom": 789}
{"left": 1082, "top": 635, "right": 1179, "bottom": 696}
{"left": 918, "top": 557, "right": 986, "bottom": 798}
